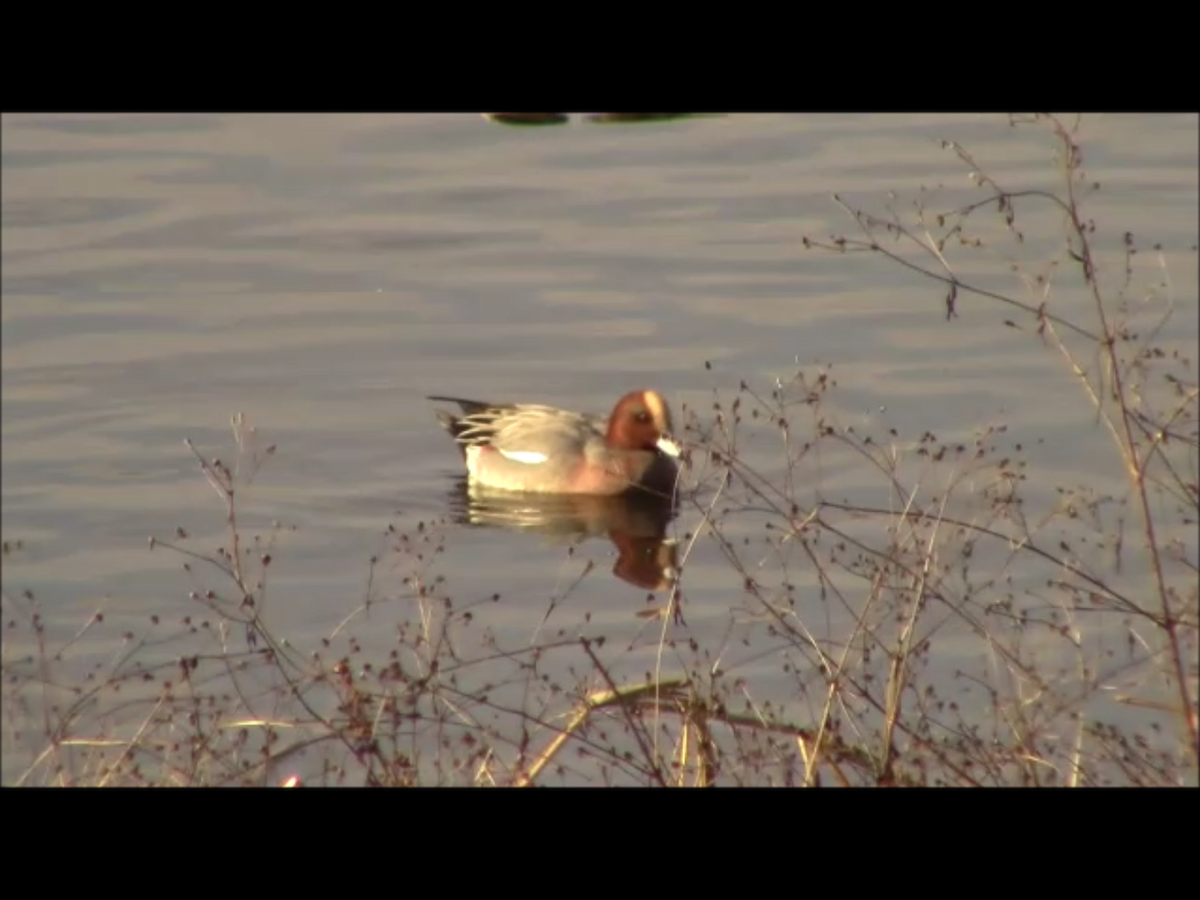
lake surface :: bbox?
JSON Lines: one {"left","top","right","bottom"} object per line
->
{"left": 2, "top": 113, "right": 1196, "bottom": 785}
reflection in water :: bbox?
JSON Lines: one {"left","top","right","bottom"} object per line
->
{"left": 481, "top": 113, "right": 721, "bottom": 127}
{"left": 481, "top": 113, "right": 571, "bottom": 126}
{"left": 444, "top": 478, "right": 680, "bottom": 592}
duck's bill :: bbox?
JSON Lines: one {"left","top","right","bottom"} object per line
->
{"left": 656, "top": 435, "right": 681, "bottom": 457}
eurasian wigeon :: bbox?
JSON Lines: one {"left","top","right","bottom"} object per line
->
{"left": 428, "top": 390, "right": 681, "bottom": 496}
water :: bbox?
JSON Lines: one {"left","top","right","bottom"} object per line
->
{"left": 2, "top": 113, "right": 1196, "bottom": 785}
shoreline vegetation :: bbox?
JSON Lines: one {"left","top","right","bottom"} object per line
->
{"left": 3, "top": 113, "right": 1196, "bottom": 786}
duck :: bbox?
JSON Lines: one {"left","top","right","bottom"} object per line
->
{"left": 428, "top": 390, "right": 680, "bottom": 496}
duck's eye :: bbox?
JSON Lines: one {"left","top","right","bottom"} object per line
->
{"left": 634, "top": 411, "right": 651, "bottom": 424}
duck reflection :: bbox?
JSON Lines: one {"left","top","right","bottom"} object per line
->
{"left": 481, "top": 113, "right": 571, "bottom": 126}
{"left": 444, "top": 477, "right": 680, "bottom": 592}
{"left": 481, "top": 113, "right": 724, "bottom": 127}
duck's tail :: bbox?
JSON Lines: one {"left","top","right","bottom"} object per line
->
{"left": 426, "top": 395, "right": 495, "bottom": 416}
{"left": 428, "top": 396, "right": 498, "bottom": 455}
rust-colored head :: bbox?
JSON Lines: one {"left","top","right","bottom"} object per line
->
{"left": 605, "top": 390, "right": 679, "bottom": 457}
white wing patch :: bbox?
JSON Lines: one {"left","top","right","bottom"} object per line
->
{"left": 499, "top": 449, "right": 548, "bottom": 465}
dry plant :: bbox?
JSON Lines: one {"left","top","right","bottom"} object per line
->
{"left": 2, "top": 113, "right": 1195, "bottom": 786}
